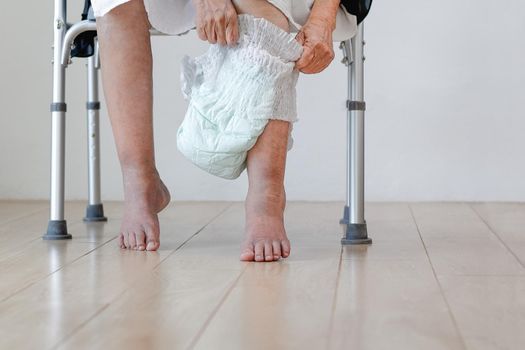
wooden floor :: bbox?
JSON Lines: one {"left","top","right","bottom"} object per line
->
{"left": 0, "top": 201, "right": 524, "bottom": 350}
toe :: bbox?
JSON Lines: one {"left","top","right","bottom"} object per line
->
{"left": 281, "top": 239, "right": 291, "bottom": 258}
{"left": 272, "top": 241, "right": 282, "bottom": 260}
{"left": 254, "top": 241, "right": 265, "bottom": 262}
{"left": 145, "top": 222, "right": 160, "bottom": 251}
{"left": 118, "top": 233, "right": 125, "bottom": 249}
{"left": 240, "top": 243, "right": 255, "bottom": 261}
{"left": 128, "top": 232, "right": 137, "bottom": 250}
{"left": 135, "top": 231, "right": 146, "bottom": 251}
{"left": 123, "top": 232, "right": 130, "bottom": 249}
{"left": 264, "top": 241, "right": 274, "bottom": 262}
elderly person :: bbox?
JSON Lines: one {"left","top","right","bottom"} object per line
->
{"left": 92, "top": 0, "right": 356, "bottom": 262}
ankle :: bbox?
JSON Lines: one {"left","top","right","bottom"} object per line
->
{"left": 248, "top": 182, "right": 285, "bottom": 198}
{"left": 122, "top": 165, "right": 159, "bottom": 183}
{"left": 246, "top": 184, "right": 286, "bottom": 215}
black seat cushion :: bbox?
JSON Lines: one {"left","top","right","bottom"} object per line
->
{"left": 340, "top": 0, "right": 373, "bottom": 24}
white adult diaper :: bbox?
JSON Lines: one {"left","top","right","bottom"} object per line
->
{"left": 177, "top": 14, "right": 303, "bottom": 179}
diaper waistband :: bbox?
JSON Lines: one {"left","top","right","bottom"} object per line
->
{"left": 236, "top": 14, "right": 304, "bottom": 63}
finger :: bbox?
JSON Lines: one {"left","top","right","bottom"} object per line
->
{"left": 295, "top": 46, "right": 315, "bottom": 70}
{"left": 312, "top": 59, "right": 332, "bottom": 73}
{"left": 204, "top": 16, "right": 216, "bottom": 44}
{"left": 307, "top": 54, "right": 329, "bottom": 73}
{"left": 225, "top": 11, "right": 239, "bottom": 45}
{"left": 302, "top": 45, "right": 333, "bottom": 73}
{"left": 196, "top": 21, "right": 207, "bottom": 41}
{"left": 209, "top": 26, "right": 217, "bottom": 44}
{"left": 311, "top": 44, "right": 335, "bottom": 72}
{"left": 313, "top": 52, "right": 335, "bottom": 73}
{"left": 215, "top": 14, "right": 227, "bottom": 45}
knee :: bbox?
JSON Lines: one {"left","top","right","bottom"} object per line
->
{"left": 231, "top": 0, "right": 290, "bottom": 32}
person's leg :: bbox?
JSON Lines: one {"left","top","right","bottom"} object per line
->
{"left": 96, "top": 0, "right": 170, "bottom": 251}
{"left": 241, "top": 120, "right": 291, "bottom": 262}
{"left": 231, "top": 0, "right": 292, "bottom": 262}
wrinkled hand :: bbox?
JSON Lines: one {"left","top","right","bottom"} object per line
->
{"left": 295, "top": 17, "right": 335, "bottom": 74}
{"left": 193, "top": 0, "right": 239, "bottom": 45}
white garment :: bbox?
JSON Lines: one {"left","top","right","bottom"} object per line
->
{"left": 91, "top": 0, "right": 357, "bottom": 40}
{"left": 177, "top": 14, "right": 302, "bottom": 179}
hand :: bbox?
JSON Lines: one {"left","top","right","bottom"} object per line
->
{"left": 193, "top": 0, "right": 239, "bottom": 46}
{"left": 295, "top": 17, "right": 336, "bottom": 74}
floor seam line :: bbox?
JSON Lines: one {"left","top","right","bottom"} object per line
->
{"left": 51, "top": 302, "right": 113, "bottom": 350}
{"left": 0, "top": 205, "right": 49, "bottom": 227}
{"left": 152, "top": 202, "right": 234, "bottom": 270}
{"left": 408, "top": 204, "right": 469, "bottom": 350}
{"left": 469, "top": 203, "right": 525, "bottom": 269}
{"left": 0, "top": 216, "right": 96, "bottom": 263}
{"left": 50, "top": 203, "right": 235, "bottom": 348}
{"left": 0, "top": 237, "right": 118, "bottom": 304}
{"left": 186, "top": 264, "right": 249, "bottom": 350}
{"left": 326, "top": 244, "right": 344, "bottom": 350}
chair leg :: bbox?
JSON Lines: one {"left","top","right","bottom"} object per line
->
{"left": 339, "top": 24, "right": 371, "bottom": 245}
{"left": 44, "top": 0, "right": 71, "bottom": 239}
{"left": 84, "top": 40, "right": 107, "bottom": 222}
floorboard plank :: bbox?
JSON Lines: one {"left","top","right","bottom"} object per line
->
{"left": 1, "top": 201, "right": 523, "bottom": 350}
{"left": 331, "top": 259, "right": 466, "bottom": 350}
{"left": 0, "top": 202, "right": 128, "bottom": 301}
{"left": 0, "top": 201, "right": 122, "bottom": 258}
{"left": 192, "top": 202, "right": 345, "bottom": 350}
{"left": 0, "top": 200, "right": 47, "bottom": 225}
{"left": 471, "top": 202, "right": 525, "bottom": 267}
{"left": 331, "top": 203, "right": 465, "bottom": 350}
{"left": 0, "top": 201, "right": 230, "bottom": 350}
{"left": 439, "top": 275, "right": 525, "bottom": 350}
{"left": 411, "top": 202, "right": 525, "bottom": 350}
{"left": 410, "top": 203, "right": 524, "bottom": 276}
{"left": 56, "top": 203, "right": 246, "bottom": 350}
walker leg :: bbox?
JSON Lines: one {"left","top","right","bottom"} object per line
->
{"left": 84, "top": 40, "right": 107, "bottom": 222}
{"left": 339, "top": 24, "right": 371, "bottom": 245}
{"left": 44, "top": 0, "right": 71, "bottom": 240}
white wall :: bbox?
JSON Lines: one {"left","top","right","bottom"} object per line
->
{"left": 1, "top": 0, "right": 524, "bottom": 201}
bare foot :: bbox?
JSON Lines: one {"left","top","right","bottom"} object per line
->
{"left": 241, "top": 185, "right": 291, "bottom": 262}
{"left": 118, "top": 169, "right": 171, "bottom": 251}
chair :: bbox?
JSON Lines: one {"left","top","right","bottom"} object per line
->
{"left": 44, "top": 0, "right": 372, "bottom": 245}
